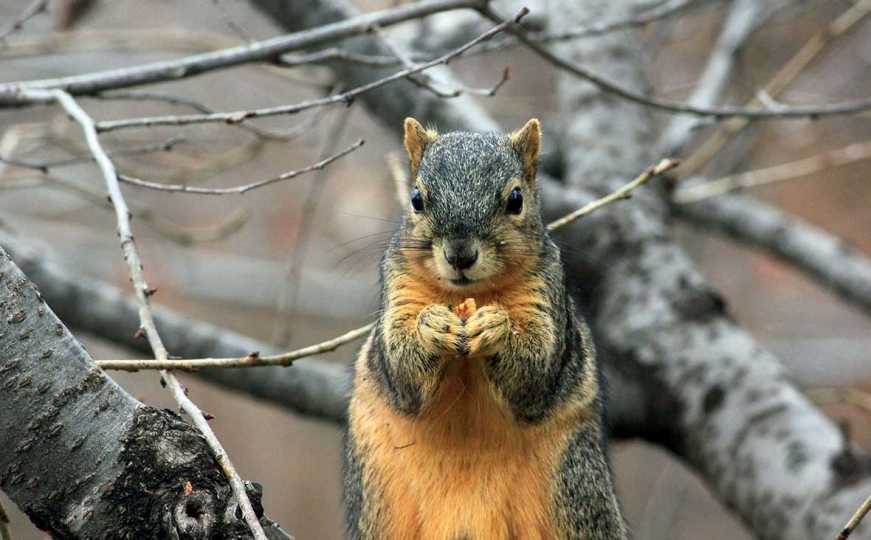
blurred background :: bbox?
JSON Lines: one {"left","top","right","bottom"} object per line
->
{"left": 1, "top": 0, "right": 869, "bottom": 538}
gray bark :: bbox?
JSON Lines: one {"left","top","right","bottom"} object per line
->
{"left": 0, "top": 246, "right": 290, "bottom": 539}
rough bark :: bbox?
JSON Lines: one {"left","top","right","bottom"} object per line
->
{"left": 0, "top": 246, "right": 290, "bottom": 539}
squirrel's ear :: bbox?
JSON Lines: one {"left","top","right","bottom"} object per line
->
{"left": 404, "top": 117, "right": 437, "bottom": 178}
{"left": 510, "top": 118, "right": 541, "bottom": 180}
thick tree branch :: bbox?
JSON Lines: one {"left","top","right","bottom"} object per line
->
{"left": 673, "top": 193, "right": 871, "bottom": 316}
{"left": 0, "top": 247, "right": 290, "bottom": 539}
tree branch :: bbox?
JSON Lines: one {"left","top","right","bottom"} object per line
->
{"left": 93, "top": 11, "right": 523, "bottom": 132}
{"left": 0, "top": 246, "right": 291, "bottom": 539}
{"left": 0, "top": 0, "right": 482, "bottom": 107}
{"left": 479, "top": 4, "right": 871, "bottom": 120}
{"left": 656, "top": 0, "right": 771, "bottom": 154}
{"left": 117, "top": 139, "right": 363, "bottom": 195}
{"left": 672, "top": 193, "right": 871, "bottom": 316}
{"left": 17, "top": 88, "right": 269, "bottom": 540}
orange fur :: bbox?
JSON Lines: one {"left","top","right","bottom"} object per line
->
{"left": 350, "top": 271, "right": 587, "bottom": 539}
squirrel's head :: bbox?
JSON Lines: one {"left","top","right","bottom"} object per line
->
{"left": 397, "top": 117, "right": 543, "bottom": 292}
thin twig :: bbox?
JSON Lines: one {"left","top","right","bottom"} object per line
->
{"left": 546, "top": 158, "right": 680, "bottom": 230}
{"left": 97, "top": 156, "right": 677, "bottom": 372}
{"left": 657, "top": 0, "right": 767, "bottom": 154}
{"left": 371, "top": 24, "right": 461, "bottom": 99}
{"left": 0, "top": 169, "right": 249, "bottom": 244}
{"left": 0, "top": 0, "right": 48, "bottom": 44}
{"left": 479, "top": 5, "right": 871, "bottom": 120}
{"left": 837, "top": 493, "right": 871, "bottom": 540}
{"left": 94, "top": 10, "right": 526, "bottom": 132}
{"left": 0, "top": 136, "right": 184, "bottom": 172}
{"left": 678, "top": 0, "right": 871, "bottom": 176}
{"left": 0, "top": 0, "right": 482, "bottom": 107}
{"left": 20, "top": 87, "right": 269, "bottom": 540}
{"left": 97, "top": 324, "right": 375, "bottom": 371}
{"left": 674, "top": 140, "right": 871, "bottom": 203}
{"left": 117, "top": 139, "right": 363, "bottom": 194}
{"left": 0, "top": 498, "right": 12, "bottom": 540}
{"left": 276, "top": 0, "right": 698, "bottom": 66}
{"left": 477, "top": 0, "right": 699, "bottom": 54}
{"left": 92, "top": 91, "right": 321, "bottom": 142}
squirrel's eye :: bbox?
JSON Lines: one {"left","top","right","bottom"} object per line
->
{"left": 410, "top": 187, "right": 424, "bottom": 212}
{"left": 506, "top": 187, "right": 523, "bottom": 214}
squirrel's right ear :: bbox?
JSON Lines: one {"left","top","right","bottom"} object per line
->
{"left": 510, "top": 118, "right": 541, "bottom": 181}
{"left": 404, "top": 117, "right": 437, "bottom": 178}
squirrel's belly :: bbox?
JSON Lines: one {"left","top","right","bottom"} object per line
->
{"left": 349, "top": 358, "right": 565, "bottom": 540}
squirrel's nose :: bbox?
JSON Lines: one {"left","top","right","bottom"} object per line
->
{"left": 443, "top": 240, "right": 478, "bottom": 270}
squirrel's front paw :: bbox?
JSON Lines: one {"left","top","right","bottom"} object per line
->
{"left": 466, "top": 306, "right": 510, "bottom": 357}
{"left": 416, "top": 304, "right": 468, "bottom": 356}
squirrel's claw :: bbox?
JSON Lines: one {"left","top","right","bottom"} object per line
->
{"left": 465, "top": 306, "right": 511, "bottom": 357}
{"left": 416, "top": 304, "right": 468, "bottom": 356}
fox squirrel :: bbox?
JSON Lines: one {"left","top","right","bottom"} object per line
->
{"left": 343, "top": 117, "right": 629, "bottom": 539}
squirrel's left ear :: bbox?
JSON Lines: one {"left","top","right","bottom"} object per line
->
{"left": 510, "top": 118, "right": 541, "bottom": 181}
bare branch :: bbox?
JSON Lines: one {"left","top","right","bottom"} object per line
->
{"left": 672, "top": 193, "right": 871, "bottom": 316}
{"left": 674, "top": 140, "right": 871, "bottom": 203}
{"left": 546, "top": 158, "right": 678, "bottom": 230}
{"left": 97, "top": 324, "right": 375, "bottom": 371}
{"left": 0, "top": 0, "right": 48, "bottom": 44}
{"left": 117, "top": 139, "right": 363, "bottom": 195}
{"left": 657, "top": 0, "right": 769, "bottom": 154}
{"left": 93, "top": 11, "right": 524, "bottom": 132}
{"left": 92, "top": 91, "right": 321, "bottom": 141}
{"left": 0, "top": 0, "right": 481, "bottom": 107}
{"left": 479, "top": 5, "right": 871, "bottom": 120}
{"left": 838, "top": 494, "right": 871, "bottom": 540}
{"left": 19, "top": 88, "right": 269, "bottom": 540}
{"left": 0, "top": 168, "right": 250, "bottom": 244}
{"left": 679, "top": 0, "right": 871, "bottom": 175}
{"left": 0, "top": 136, "right": 184, "bottom": 172}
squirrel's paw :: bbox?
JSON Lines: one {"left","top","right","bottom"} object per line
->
{"left": 465, "top": 306, "right": 510, "bottom": 357}
{"left": 416, "top": 304, "right": 468, "bottom": 356}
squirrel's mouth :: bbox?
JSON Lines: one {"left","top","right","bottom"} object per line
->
{"left": 449, "top": 275, "right": 473, "bottom": 286}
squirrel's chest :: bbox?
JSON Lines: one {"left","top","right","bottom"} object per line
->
{"left": 350, "top": 359, "right": 565, "bottom": 540}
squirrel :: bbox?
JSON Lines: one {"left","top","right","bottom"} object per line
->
{"left": 343, "top": 117, "right": 630, "bottom": 540}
